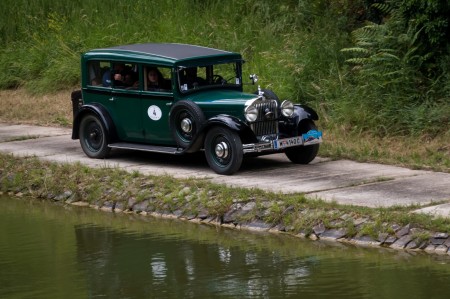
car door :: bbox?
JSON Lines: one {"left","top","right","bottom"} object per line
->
{"left": 108, "top": 62, "right": 143, "bottom": 142}
{"left": 141, "top": 66, "right": 175, "bottom": 145}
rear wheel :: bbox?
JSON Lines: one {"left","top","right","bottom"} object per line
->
{"left": 285, "top": 121, "right": 319, "bottom": 164}
{"left": 79, "top": 114, "right": 110, "bottom": 158}
{"left": 204, "top": 127, "right": 243, "bottom": 175}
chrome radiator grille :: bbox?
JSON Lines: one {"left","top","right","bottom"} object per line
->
{"left": 250, "top": 99, "right": 279, "bottom": 137}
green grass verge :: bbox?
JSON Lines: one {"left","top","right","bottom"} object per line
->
{"left": 1, "top": 153, "right": 449, "bottom": 237}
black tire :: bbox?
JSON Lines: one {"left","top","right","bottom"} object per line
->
{"left": 204, "top": 127, "right": 243, "bottom": 175}
{"left": 79, "top": 114, "right": 110, "bottom": 159}
{"left": 285, "top": 121, "right": 320, "bottom": 164}
{"left": 254, "top": 89, "right": 279, "bottom": 101}
{"left": 170, "top": 100, "right": 205, "bottom": 148}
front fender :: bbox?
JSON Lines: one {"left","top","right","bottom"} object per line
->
{"left": 72, "top": 104, "right": 117, "bottom": 141}
{"left": 205, "top": 114, "right": 248, "bottom": 131}
{"left": 294, "top": 104, "right": 319, "bottom": 121}
{"left": 183, "top": 114, "right": 256, "bottom": 153}
{"left": 204, "top": 114, "right": 257, "bottom": 143}
{"left": 279, "top": 105, "right": 319, "bottom": 137}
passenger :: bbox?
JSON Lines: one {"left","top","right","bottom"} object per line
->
{"left": 147, "top": 67, "right": 164, "bottom": 90}
{"left": 102, "top": 68, "right": 112, "bottom": 87}
{"left": 102, "top": 63, "right": 135, "bottom": 87}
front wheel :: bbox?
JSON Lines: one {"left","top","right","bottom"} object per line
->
{"left": 79, "top": 114, "right": 110, "bottom": 159}
{"left": 285, "top": 121, "right": 320, "bottom": 164}
{"left": 204, "top": 127, "right": 243, "bottom": 175}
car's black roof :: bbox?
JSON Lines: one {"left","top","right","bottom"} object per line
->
{"left": 97, "top": 43, "right": 240, "bottom": 61}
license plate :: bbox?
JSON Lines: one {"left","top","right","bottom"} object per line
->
{"left": 272, "top": 130, "right": 323, "bottom": 149}
{"left": 273, "top": 136, "right": 303, "bottom": 149}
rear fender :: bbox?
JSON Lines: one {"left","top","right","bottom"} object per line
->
{"left": 72, "top": 104, "right": 117, "bottom": 141}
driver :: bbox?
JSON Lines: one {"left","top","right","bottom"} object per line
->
{"left": 180, "top": 67, "right": 205, "bottom": 89}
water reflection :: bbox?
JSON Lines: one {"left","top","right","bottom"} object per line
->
{"left": 1, "top": 197, "right": 450, "bottom": 299}
{"left": 72, "top": 223, "right": 324, "bottom": 298}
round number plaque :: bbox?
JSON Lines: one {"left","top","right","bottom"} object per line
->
{"left": 148, "top": 105, "right": 162, "bottom": 121}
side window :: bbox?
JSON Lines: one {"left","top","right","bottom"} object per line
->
{"left": 87, "top": 61, "right": 111, "bottom": 87}
{"left": 178, "top": 66, "right": 207, "bottom": 91}
{"left": 144, "top": 65, "right": 172, "bottom": 92}
{"left": 110, "top": 62, "right": 139, "bottom": 89}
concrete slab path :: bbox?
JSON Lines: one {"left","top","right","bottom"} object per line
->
{"left": 0, "top": 124, "right": 449, "bottom": 214}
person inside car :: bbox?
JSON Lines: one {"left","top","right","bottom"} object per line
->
{"left": 102, "top": 63, "right": 136, "bottom": 88}
{"left": 180, "top": 67, "right": 205, "bottom": 90}
{"left": 147, "top": 67, "right": 164, "bottom": 90}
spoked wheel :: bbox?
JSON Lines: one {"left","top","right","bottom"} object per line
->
{"left": 79, "top": 114, "right": 110, "bottom": 158}
{"left": 285, "top": 121, "right": 320, "bottom": 164}
{"left": 204, "top": 127, "right": 243, "bottom": 175}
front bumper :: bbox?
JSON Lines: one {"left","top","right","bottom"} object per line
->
{"left": 242, "top": 130, "right": 323, "bottom": 154}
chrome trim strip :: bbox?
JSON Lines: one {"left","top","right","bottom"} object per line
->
{"left": 242, "top": 142, "right": 274, "bottom": 154}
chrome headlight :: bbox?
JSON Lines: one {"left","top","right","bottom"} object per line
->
{"left": 244, "top": 105, "right": 258, "bottom": 122}
{"left": 281, "top": 100, "right": 294, "bottom": 117}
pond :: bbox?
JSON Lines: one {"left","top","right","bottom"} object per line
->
{"left": 1, "top": 196, "right": 450, "bottom": 299}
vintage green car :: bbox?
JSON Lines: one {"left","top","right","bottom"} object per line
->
{"left": 71, "top": 43, "right": 322, "bottom": 175}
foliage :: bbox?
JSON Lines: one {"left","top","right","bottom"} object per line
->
{"left": 0, "top": 0, "right": 449, "bottom": 138}
{"left": 339, "top": 0, "right": 450, "bottom": 136}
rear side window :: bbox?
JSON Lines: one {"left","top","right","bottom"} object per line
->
{"left": 87, "top": 61, "right": 111, "bottom": 88}
{"left": 110, "top": 62, "right": 139, "bottom": 89}
{"left": 87, "top": 61, "right": 139, "bottom": 90}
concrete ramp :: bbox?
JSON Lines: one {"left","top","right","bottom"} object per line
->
{"left": 0, "top": 124, "right": 449, "bottom": 212}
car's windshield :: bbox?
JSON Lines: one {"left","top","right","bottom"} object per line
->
{"left": 178, "top": 62, "right": 241, "bottom": 92}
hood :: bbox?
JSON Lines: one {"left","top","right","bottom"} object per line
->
{"left": 180, "top": 90, "right": 260, "bottom": 121}
{"left": 184, "top": 90, "right": 259, "bottom": 107}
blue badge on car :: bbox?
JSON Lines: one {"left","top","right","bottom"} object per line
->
{"left": 302, "top": 130, "right": 322, "bottom": 145}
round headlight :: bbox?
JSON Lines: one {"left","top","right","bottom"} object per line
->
{"left": 245, "top": 105, "right": 258, "bottom": 122}
{"left": 281, "top": 100, "right": 294, "bottom": 117}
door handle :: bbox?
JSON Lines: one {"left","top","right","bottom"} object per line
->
{"left": 109, "top": 97, "right": 115, "bottom": 102}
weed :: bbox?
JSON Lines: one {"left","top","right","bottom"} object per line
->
{"left": 4, "top": 135, "right": 41, "bottom": 142}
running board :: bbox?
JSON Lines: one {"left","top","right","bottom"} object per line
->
{"left": 108, "top": 142, "right": 183, "bottom": 154}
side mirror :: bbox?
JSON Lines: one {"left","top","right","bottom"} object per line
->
{"left": 249, "top": 74, "right": 258, "bottom": 85}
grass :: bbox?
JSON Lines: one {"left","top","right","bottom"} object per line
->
{"left": 1, "top": 152, "right": 450, "bottom": 236}
{"left": 320, "top": 127, "right": 450, "bottom": 173}
{"left": 3, "top": 135, "right": 41, "bottom": 142}
{"left": 1, "top": 0, "right": 449, "bottom": 139}
{"left": 0, "top": 89, "right": 72, "bottom": 126}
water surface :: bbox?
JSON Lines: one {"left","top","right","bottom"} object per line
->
{"left": 1, "top": 196, "right": 449, "bottom": 298}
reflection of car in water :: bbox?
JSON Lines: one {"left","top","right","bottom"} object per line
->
{"left": 74, "top": 224, "right": 314, "bottom": 297}
{"left": 71, "top": 43, "right": 323, "bottom": 175}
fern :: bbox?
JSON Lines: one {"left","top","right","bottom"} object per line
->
{"left": 340, "top": 1, "right": 432, "bottom": 89}
{"left": 372, "top": 3, "right": 394, "bottom": 15}
{"left": 340, "top": 47, "right": 370, "bottom": 54}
